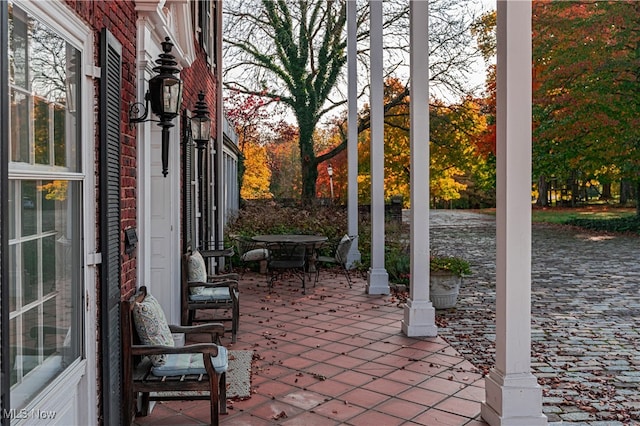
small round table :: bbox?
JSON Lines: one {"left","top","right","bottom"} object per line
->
{"left": 251, "top": 234, "right": 328, "bottom": 245}
{"left": 252, "top": 235, "right": 328, "bottom": 274}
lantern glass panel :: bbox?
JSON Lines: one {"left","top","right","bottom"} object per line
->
{"left": 162, "top": 77, "right": 183, "bottom": 116}
{"left": 191, "top": 116, "right": 210, "bottom": 143}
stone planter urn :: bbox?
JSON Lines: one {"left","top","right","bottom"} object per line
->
{"left": 429, "top": 271, "right": 463, "bottom": 309}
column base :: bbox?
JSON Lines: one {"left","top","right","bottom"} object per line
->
{"left": 401, "top": 299, "right": 437, "bottom": 336}
{"left": 481, "top": 370, "right": 546, "bottom": 426}
{"left": 366, "top": 268, "right": 390, "bottom": 294}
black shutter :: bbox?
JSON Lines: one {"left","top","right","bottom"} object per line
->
{"left": 0, "top": 3, "right": 10, "bottom": 423}
{"left": 100, "top": 28, "right": 122, "bottom": 426}
{"left": 183, "top": 113, "right": 194, "bottom": 252}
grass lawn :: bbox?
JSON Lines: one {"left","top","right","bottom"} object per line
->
{"left": 530, "top": 205, "right": 637, "bottom": 223}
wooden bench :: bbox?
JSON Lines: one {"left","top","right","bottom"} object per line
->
{"left": 182, "top": 250, "right": 240, "bottom": 342}
{"left": 122, "top": 286, "right": 227, "bottom": 426}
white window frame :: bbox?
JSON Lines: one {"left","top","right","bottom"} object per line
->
{"left": 7, "top": 1, "right": 97, "bottom": 422}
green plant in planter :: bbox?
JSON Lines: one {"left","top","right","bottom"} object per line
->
{"left": 430, "top": 255, "right": 471, "bottom": 277}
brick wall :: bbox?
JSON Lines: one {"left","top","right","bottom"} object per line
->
{"left": 65, "top": 0, "right": 138, "bottom": 298}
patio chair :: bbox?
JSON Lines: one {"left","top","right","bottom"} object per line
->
{"left": 314, "top": 234, "right": 356, "bottom": 288}
{"left": 122, "top": 286, "right": 228, "bottom": 426}
{"left": 266, "top": 242, "right": 308, "bottom": 293}
{"left": 182, "top": 250, "right": 240, "bottom": 342}
{"left": 231, "top": 236, "right": 269, "bottom": 274}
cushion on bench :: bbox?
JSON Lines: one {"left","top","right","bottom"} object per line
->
{"left": 189, "top": 287, "right": 235, "bottom": 302}
{"left": 241, "top": 248, "right": 268, "bottom": 262}
{"left": 151, "top": 345, "right": 228, "bottom": 376}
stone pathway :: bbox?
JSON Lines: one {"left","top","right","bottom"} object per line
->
{"left": 427, "top": 209, "right": 640, "bottom": 425}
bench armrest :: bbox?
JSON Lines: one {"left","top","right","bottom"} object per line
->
{"left": 188, "top": 280, "right": 239, "bottom": 291}
{"left": 169, "top": 323, "right": 225, "bottom": 336}
{"left": 131, "top": 343, "right": 220, "bottom": 357}
{"left": 206, "top": 273, "right": 239, "bottom": 281}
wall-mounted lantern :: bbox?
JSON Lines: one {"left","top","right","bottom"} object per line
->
{"left": 129, "top": 37, "right": 184, "bottom": 177}
{"left": 191, "top": 91, "right": 211, "bottom": 149}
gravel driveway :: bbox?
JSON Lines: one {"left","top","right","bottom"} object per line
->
{"left": 427, "top": 209, "right": 640, "bottom": 425}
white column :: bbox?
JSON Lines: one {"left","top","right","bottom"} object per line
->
{"left": 346, "top": 0, "right": 361, "bottom": 268}
{"left": 481, "top": 2, "right": 546, "bottom": 425}
{"left": 402, "top": 0, "right": 436, "bottom": 337}
{"left": 366, "top": 0, "right": 389, "bottom": 295}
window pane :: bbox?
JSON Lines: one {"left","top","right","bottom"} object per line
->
{"left": 9, "top": 182, "right": 15, "bottom": 239}
{"left": 42, "top": 236, "right": 56, "bottom": 295}
{"left": 9, "top": 318, "right": 18, "bottom": 387}
{"left": 9, "top": 4, "right": 28, "bottom": 89}
{"left": 54, "top": 104, "right": 65, "bottom": 166}
{"left": 40, "top": 180, "right": 60, "bottom": 233}
{"left": 22, "top": 240, "right": 38, "bottom": 306}
{"left": 21, "top": 181, "right": 37, "bottom": 236}
{"left": 10, "top": 89, "right": 29, "bottom": 163}
{"left": 9, "top": 245, "right": 17, "bottom": 312}
{"left": 34, "top": 97, "right": 50, "bottom": 165}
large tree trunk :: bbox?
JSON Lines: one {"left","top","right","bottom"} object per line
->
{"left": 601, "top": 182, "right": 612, "bottom": 200}
{"left": 536, "top": 175, "right": 548, "bottom": 207}
{"left": 298, "top": 114, "right": 318, "bottom": 202}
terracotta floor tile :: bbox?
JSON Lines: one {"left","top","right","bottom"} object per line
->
{"left": 344, "top": 346, "right": 383, "bottom": 361}
{"left": 253, "top": 380, "right": 298, "bottom": 398}
{"left": 454, "top": 384, "right": 485, "bottom": 402}
{"left": 246, "top": 400, "right": 304, "bottom": 422}
{"left": 397, "top": 386, "right": 448, "bottom": 407}
{"left": 281, "top": 390, "right": 327, "bottom": 410}
{"left": 361, "top": 377, "right": 412, "bottom": 396}
{"left": 435, "top": 396, "right": 482, "bottom": 419}
{"left": 347, "top": 410, "right": 405, "bottom": 426}
{"left": 218, "top": 412, "right": 275, "bottom": 426}
{"left": 312, "top": 398, "right": 367, "bottom": 422}
{"left": 353, "top": 360, "right": 397, "bottom": 378}
{"left": 305, "top": 377, "right": 354, "bottom": 397}
{"left": 325, "top": 354, "right": 367, "bottom": 369}
{"left": 279, "top": 355, "right": 317, "bottom": 370}
{"left": 332, "top": 369, "right": 377, "bottom": 387}
{"left": 280, "top": 411, "right": 340, "bottom": 426}
{"left": 375, "top": 397, "right": 427, "bottom": 420}
{"left": 418, "top": 375, "right": 467, "bottom": 395}
{"left": 381, "top": 367, "right": 430, "bottom": 386}
{"left": 304, "top": 362, "right": 345, "bottom": 379}
{"left": 412, "top": 407, "right": 471, "bottom": 426}
{"left": 338, "top": 387, "right": 390, "bottom": 408}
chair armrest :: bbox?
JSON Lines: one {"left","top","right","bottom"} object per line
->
{"left": 131, "top": 343, "right": 220, "bottom": 357}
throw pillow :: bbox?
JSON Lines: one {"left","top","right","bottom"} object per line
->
{"left": 187, "top": 251, "right": 207, "bottom": 295}
{"left": 132, "top": 293, "right": 175, "bottom": 366}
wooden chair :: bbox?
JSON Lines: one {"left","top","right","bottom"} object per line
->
{"left": 182, "top": 250, "right": 240, "bottom": 342}
{"left": 122, "top": 286, "right": 227, "bottom": 426}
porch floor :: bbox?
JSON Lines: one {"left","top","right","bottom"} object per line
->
{"left": 133, "top": 270, "right": 488, "bottom": 425}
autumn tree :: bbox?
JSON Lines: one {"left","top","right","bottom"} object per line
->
{"left": 224, "top": 92, "right": 278, "bottom": 198}
{"left": 223, "top": 0, "right": 485, "bottom": 202}
{"left": 357, "top": 78, "right": 490, "bottom": 207}
{"left": 532, "top": 0, "right": 640, "bottom": 213}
